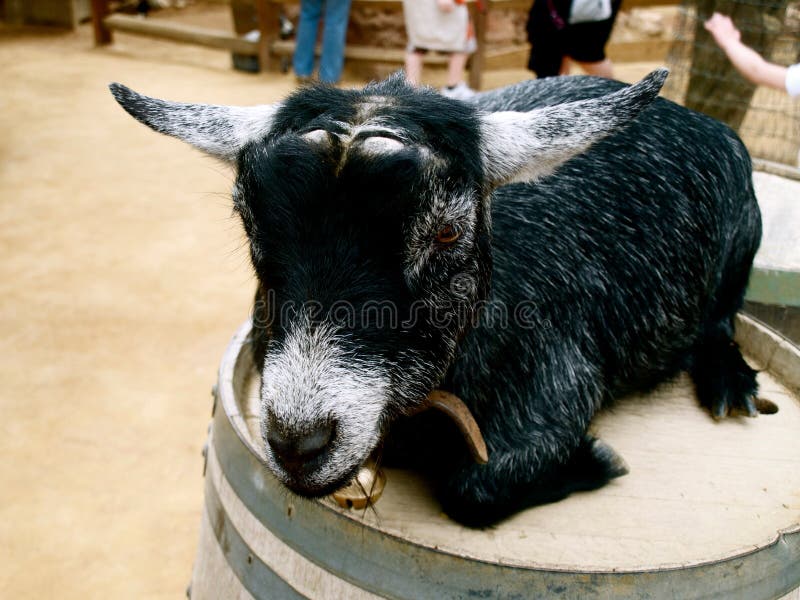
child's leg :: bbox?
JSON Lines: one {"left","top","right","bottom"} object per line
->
{"left": 446, "top": 52, "right": 469, "bottom": 87}
{"left": 405, "top": 50, "right": 424, "bottom": 85}
{"left": 574, "top": 58, "right": 614, "bottom": 78}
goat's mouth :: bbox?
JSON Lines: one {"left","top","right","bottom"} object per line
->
{"left": 264, "top": 435, "right": 376, "bottom": 499}
{"left": 279, "top": 460, "right": 365, "bottom": 498}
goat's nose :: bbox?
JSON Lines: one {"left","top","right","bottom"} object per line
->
{"left": 266, "top": 412, "right": 335, "bottom": 468}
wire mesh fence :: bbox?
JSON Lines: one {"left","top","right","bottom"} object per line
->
{"left": 662, "top": 0, "right": 800, "bottom": 165}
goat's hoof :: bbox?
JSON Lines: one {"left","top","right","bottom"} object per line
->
{"left": 711, "top": 391, "right": 759, "bottom": 419}
{"left": 590, "top": 438, "right": 629, "bottom": 479}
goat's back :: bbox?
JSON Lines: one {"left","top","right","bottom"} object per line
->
{"left": 463, "top": 77, "right": 761, "bottom": 399}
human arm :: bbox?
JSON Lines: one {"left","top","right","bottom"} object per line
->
{"left": 704, "top": 13, "right": 788, "bottom": 92}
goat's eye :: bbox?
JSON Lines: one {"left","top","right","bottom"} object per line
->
{"left": 435, "top": 225, "right": 460, "bottom": 245}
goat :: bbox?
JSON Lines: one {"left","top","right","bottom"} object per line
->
{"left": 110, "top": 69, "right": 762, "bottom": 526}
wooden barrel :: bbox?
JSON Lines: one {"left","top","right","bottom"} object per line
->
{"left": 189, "top": 315, "right": 800, "bottom": 600}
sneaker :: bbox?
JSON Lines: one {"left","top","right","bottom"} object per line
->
{"left": 440, "top": 82, "right": 477, "bottom": 101}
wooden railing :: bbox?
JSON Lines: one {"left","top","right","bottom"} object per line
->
{"left": 91, "top": 0, "right": 679, "bottom": 88}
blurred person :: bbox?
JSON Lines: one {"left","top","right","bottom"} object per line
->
{"left": 705, "top": 12, "right": 800, "bottom": 97}
{"left": 526, "top": 0, "right": 622, "bottom": 78}
{"left": 293, "top": 0, "right": 353, "bottom": 84}
{"left": 403, "top": 0, "right": 478, "bottom": 100}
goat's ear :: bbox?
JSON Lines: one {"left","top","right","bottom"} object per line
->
{"left": 479, "top": 68, "right": 668, "bottom": 188}
{"left": 108, "top": 83, "right": 280, "bottom": 163}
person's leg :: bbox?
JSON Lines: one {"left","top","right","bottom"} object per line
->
{"left": 574, "top": 58, "right": 614, "bottom": 78}
{"left": 441, "top": 52, "right": 476, "bottom": 99}
{"left": 405, "top": 50, "right": 424, "bottom": 85}
{"left": 565, "top": 0, "right": 621, "bottom": 79}
{"left": 446, "top": 52, "right": 469, "bottom": 87}
{"left": 319, "top": 0, "right": 353, "bottom": 84}
{"left": 526, "top": 0, "right": 565, "bottom": 78}
{"left": 293, "top": 0, "right": 323, "bottom": 78}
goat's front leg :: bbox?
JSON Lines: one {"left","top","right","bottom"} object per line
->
{"left": 436, "top": 434, "right": 628, "bottom": 528}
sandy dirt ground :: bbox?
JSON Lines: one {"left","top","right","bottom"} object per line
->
{"left": 0, "top": 13, "right": 659, "bottom": 599}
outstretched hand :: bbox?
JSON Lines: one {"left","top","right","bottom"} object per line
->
{"left": 702, "top": 11, "right": 789, "bottom": 93}
{"left": 704, "top": 12, "right": 741, "bottom": 48}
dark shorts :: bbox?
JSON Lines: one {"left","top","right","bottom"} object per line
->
{"left": 526, "top": 0, "right": 622, "bottom": 77}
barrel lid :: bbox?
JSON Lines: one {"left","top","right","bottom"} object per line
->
{"left": 214, "top": 317, "right": 800, "bottom": 588}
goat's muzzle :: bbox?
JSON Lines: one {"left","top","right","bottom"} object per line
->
{"left": 265, "top": 410, "right": 337, "bottom": 476}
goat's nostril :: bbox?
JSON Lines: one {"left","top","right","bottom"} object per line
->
{"left": 265, "top": 410, "right": 291, "bottom": 456}
{"left": 266, "top": 427, "right": 293, "bottom": 460}
{"left": 266, "top": 416, "right": 336, "bottom": 468}
{"left": 296, "top": 420, "right": 335, "bottom": 459}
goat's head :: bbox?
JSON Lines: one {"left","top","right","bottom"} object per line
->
{"left": 110, "top": 71, "right": 666, "bottom": 496}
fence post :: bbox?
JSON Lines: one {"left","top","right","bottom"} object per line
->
{"left": 469, "top": 0, "right": 488, "bottom": 90}
{"left": 91, "top": 0, "right": 112, "bottom": 46}
{"left": 255, "top": 0, "right": 282, "bottom": 73}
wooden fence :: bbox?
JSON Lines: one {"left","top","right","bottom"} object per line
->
{"left": 90, "top": 0, "right": 680, "bottom": 88}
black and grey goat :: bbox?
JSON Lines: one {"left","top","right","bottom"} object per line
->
{"left": 110, "top": 69, "right": 761, "bottom": 526}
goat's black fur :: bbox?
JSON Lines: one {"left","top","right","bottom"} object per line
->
{"left": 400, "top": 77, "right": 761, "bottom": 525}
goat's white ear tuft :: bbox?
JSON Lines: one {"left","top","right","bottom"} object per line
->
{"left": 479, "top": 68, "right": 668, "bottom": 187}
{"left": 108, "top": 83, "right": 280, "bottom": 163}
